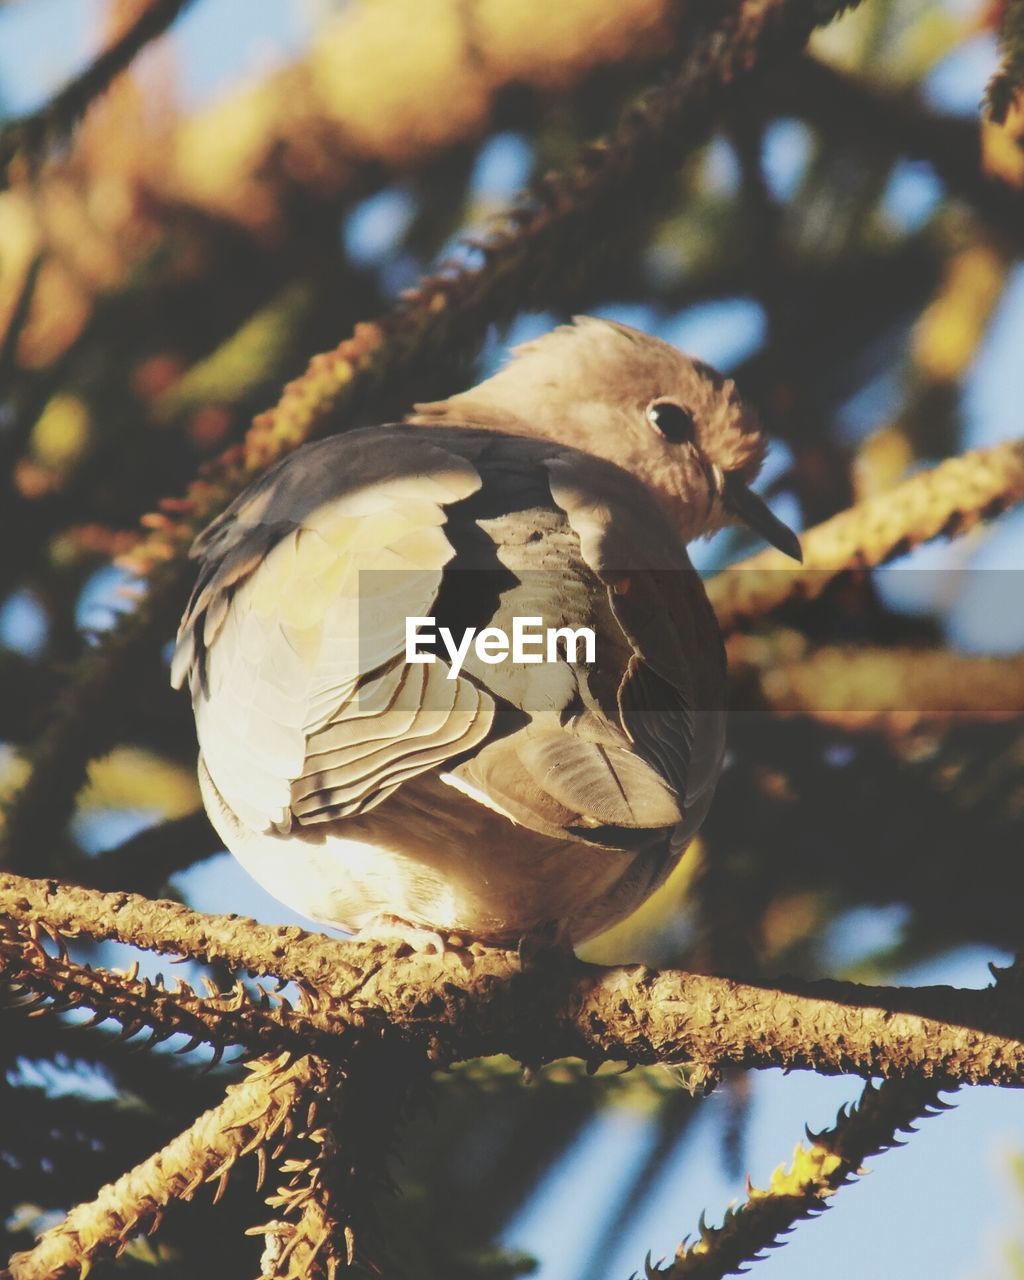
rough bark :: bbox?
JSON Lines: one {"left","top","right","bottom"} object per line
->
{"left": 2, "top": 872, "right": 1023, "bottom": 1087}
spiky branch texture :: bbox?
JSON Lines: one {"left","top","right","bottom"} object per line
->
{"left": 5, "top": 1054, "right": 319, "bottom": 1280}
{"left": 2, "top": 865, "right": 1013, "bottom": 1278}
{"left": 0, "top": 918, "right": 334, "bottom": 1065}
{"left": 650, "top": 1077, "right": 954, "bottom": 1278}
{"left": 2, "top": 873, "right": 1023, "bottom": 1087}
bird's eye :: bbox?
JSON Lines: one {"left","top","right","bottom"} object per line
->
{"left": 646, "top": 400, "right": 696, "bottom": 444}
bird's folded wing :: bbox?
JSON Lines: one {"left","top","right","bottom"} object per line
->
{"left": 172, "top": 430, "right": 494, "bottom": 834}
{"left": 544, "top": 452, "right": 726, "bottom": 815}
{"left": 448, "top": 728, "right": 683, "bottom": 840}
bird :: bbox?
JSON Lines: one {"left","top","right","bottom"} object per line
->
{"left": 171, "top": 318, "right": 801, "bottom": 948}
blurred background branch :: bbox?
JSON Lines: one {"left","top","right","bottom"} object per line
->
{"left": 708, "top": 438, "right": 1024, "bottom": 629}
{"left": 0, "top": 0, "right": 195, "bottom": 187}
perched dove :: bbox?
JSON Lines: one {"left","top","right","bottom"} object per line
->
{"left": 172, "top": 319, "right": 800, "bottom": 946}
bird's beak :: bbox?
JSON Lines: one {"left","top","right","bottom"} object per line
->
{"left": 722, "top": 472, "right": 803, "bottom": 562}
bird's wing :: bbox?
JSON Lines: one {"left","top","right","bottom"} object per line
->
{"left": 440, "top": 440, "right": 722, "bottom": 842}
{"left": 544, "top": 451, "right": 727, "bottom": 817}
{"left": 172, "top": 429, "right": 495, "bottom": 834}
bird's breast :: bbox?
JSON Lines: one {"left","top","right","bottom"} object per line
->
{"left": 201, "top": 760, "right": 675, "bottom": 943}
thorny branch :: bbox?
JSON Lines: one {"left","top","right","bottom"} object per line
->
{"left": 651, "top": 1077, "right": 954, "bottom": 1278}
{"left": 2, "top": 872, "right": 1024, "bottom": 1087}
{"left": 255, "top": 1063, "right": 355, "bottom": 1280}
{"left": 3, "top": 1053, "right": 319, "bottom": 1280}
{"left": 708, "top": 439, "right": 1024, "bottom": 629}
{"left": 0, "top": 918, "right": 336, "bottom": 1066}
{"left": 255, "top": 1046, "right": 426, "bottom": 1279}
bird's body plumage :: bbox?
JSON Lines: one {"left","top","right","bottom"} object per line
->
{"left": 173, "top": 319, "right": 798, "bottom": 945}
{"left": 174, "top": 423, "right": 726, "bottom": 943}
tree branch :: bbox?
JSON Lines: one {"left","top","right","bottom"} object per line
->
{"left": 709, "top": 439, "right": 1024, "bottom": 630}
{"left": 650, "top": 1077, "right": 953, "bottom": 1278}
{"left": 728, "top": 642, "right": 1024, "bottom": 729}
{"left": 0, "top": 871, "right": 365, "bottom": 985}
{"left": 255, "top": 1070, "right": 355, "bottom": 1280}
{"left": 255, "top": 1046, "right": 424, "bottom": 1278}
{"left": 0, "top": 0, "right": 195, "bottom": 187}
{"left": 2, "top": 872, "right": 1024, "bottom": 1086}
{"left": 3, "top": 1053, "right": 318, "bottom": 1280}
{"left": 0, "top": 918, "right": 336, "bottom": 1065}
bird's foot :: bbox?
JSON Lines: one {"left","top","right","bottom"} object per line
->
{"left": 355, "top": 914, "right": 487, "bottom": 966}
{"left": 516, "top": 920, "right": 575, "bottom": 969}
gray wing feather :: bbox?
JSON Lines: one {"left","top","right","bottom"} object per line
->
{"left": 173, "top": 429, "right": 493, "bottom": 835}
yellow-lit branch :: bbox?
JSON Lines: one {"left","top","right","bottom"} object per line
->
{"left": 651, "top": 1078, "right": 952, "bottom": 1278}
{"left": 6, "top": 1055, "right": 318, "bottom": 1280}
{"left": 710, "top": 439, "right": 1024, "bottom": 629}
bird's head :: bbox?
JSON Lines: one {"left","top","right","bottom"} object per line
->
{"left": 411, "top": 316, "right": 801, "bottom": 559}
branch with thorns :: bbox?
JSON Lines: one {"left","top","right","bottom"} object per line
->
{"left": 649, "top": 1077, "right": 955, "bottom": 1279}
{"left": 2, "top": 864, "right": 1020, "bottom": 1278}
